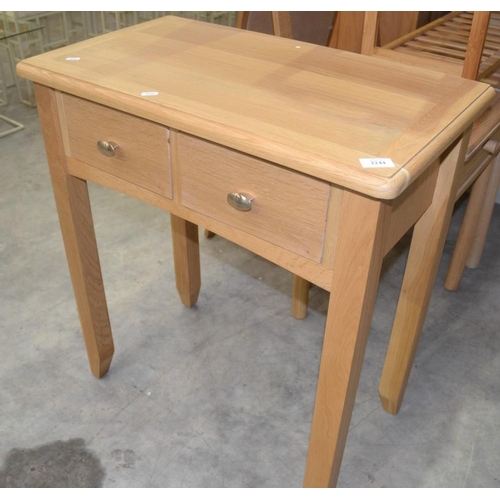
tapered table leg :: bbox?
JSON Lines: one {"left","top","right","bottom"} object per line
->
{"left": 171, "top": 214, "right": 201, "bottom": 308}
{"left": 303, "top": 192, "right": 387, "bottom": 487}
{"left": 35, "top": 84, "right": 113, "bottom": 378}
{"left": 379, "top": 132, "right": 471, "bottom": 415}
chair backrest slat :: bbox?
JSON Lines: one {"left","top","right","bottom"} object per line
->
{"left": 462, "top": 11, "right": 491, "bottom": 79}
{"left": 361, "top": 11, "right": 493, "bottom": 83}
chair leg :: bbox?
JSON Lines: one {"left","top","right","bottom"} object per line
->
{"left": 291, "top": 275, "right": 311, "bottom": 319}
{"left": 444, "top": 159, "right": 495, "bottom": 291}
{"left": 171, "top": 215, "right": 201, "bottom": 308}
{"left": 466, "top": 153, "right": 500, "bottom": 269}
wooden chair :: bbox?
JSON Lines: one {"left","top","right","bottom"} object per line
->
{"left": 360, "top": 11, "right": 500, "bottom": 415}
{"left": 292, "top": 11, "right": 500, "bottom": 315}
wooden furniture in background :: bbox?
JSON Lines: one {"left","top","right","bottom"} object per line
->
{"left": 361, "top": 10, "right": 500, "bottom": 416}
{"left": 293, "top": 12, "right": 500, "bottom": 335}
{"left": 329, "top": 11, "right": 420, "bottom": 52}
{"left": 238, "top": 11, "right": 334, "bottom": 46}
{"left": 237, "top": 11, "right": 428, "bottom": 52}
{"left": 18, "top": 16, "right": 494, "bottom": 487}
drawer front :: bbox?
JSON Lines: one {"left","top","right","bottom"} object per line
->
{"left": 62, "top": 94, "right": 172, "bottom": 198}
{"left": 177, "top": 133, "right": 330, "bottom": 262}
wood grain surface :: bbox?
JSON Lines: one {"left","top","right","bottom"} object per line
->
{"left": 17, "top": 16, "right": 494, "bottom": 199}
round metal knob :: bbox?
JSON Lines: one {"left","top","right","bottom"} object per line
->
{"left": 97, "top": 140, "right": 119, "bottom": 157}
{"left": 227, "top": 192, "right": 253, "bottom": 212}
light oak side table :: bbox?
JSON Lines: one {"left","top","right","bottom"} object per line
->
{"left": 17, "top": 16, "right": 494, "bottom": 487}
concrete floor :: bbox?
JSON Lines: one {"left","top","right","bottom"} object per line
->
{"left": 1, "top": 86, "right": 500, "bottom": 488}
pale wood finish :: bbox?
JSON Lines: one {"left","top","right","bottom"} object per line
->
{"left": 382, "top": 163, "right": 439, "bottom": 256}
{"left": 291, "top": 275, "right": 310, "bottom": 320}
{"left": 271, "top": 12, "right": 292, "bottom": 39}
{"left": 374, "top": 11, "right": 500, "bottom": 91}
{"left": 240, "top": 12, "right": 421, "bottom": 54}
{"left": 462, "top": 12, "right": 491, "bottom": 79}
{"left": 373, "top": 47, "right": 463, "bottom": 75}
{"left": 385, "top": 12, "right": 500, "bottom": 87}
{"left": 361, "top": 11, "right": 378, "bottom": 56}
{"left": 304, "top": 192, "right": 388, "bottom": 487}
{"left": 321, "top": 187, "right": 344, "bottom": 269}
{"left": 379, "top": 131, "right": 472, "bottom": 415}
{"left": 35, "top": 84, "right": 114, "bottom": 378}
{"left": 330, "top": 12, "right": 419, "bottom": 53}
{"left": 445, "top": 130, "right": 500, "bottom": 288}
{"left": 329, "top": 12, "right": 364, "bottom": 52}
{"left": 484, "top": 139, "right": 500, "bottom": 155}
{"left": 239, "top": 10, "right": 318, "bottom": 320}
{"left": 456, "top": 144, "right": 496, "bottom": 198}
{"left": 65, "top": 156, "right": 335, "bottom": 291}
{"left": 170, "top": 126, "right": 201, "bottom": 305}
{"left": 291, "top": 187, "right": 344, "bottom": 321}
{"left": 20, "top": 18, "right": 495, "bottom": 487}
{"left": 220, "top": 11, "right": 493, "bottom": 317}
{"left": 236, "top": 11, "right": 249, "bottom": 30}
{"left": 383, "top": 12, "right": 462, "bottom": 49}
{"left": 204, "top": 11, "right": 290, "bottom": 241}
{"left": 362, "top": 11, "right": 500, "bottom": 414}
{"left": 177, "top": 132, "right": 330, "bottom": 263}
{"left": 17, "top": 16, "right": 494, "bottom": 200}
{"left": 466, "top": 152, "right": 500, "bottom": 268}
{"left": 466, "top": 93, "right": 500, "bottom": 159}
{"left": 170, "top": 214, "right": 201, "bottom": 308}
{"left": 242, "top": 12, "right": 335, "bottom": 48}
{"left": 378, "top": 12, "right": 419, "bottom": 47}
{"left": 444, "top": 157, "right": 496, "bottom": 290}
{"left": 62, "top": 93, "right": 172, "bottom": 198}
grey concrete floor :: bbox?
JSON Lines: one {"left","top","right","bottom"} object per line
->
{"left": 1, "top": 86, "right": 500, "bottom": 488}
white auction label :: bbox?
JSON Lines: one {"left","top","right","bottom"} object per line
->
{"left": 141, "top": 91, "right": 159, "bottom": 96}
{"left": 65, "top": 57, "right": 80, "bottom": 61}
{"left": 359, "top": 158, "right": 395, "bottom": 168}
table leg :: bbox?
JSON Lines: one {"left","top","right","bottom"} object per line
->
{"left": 303, "top": 192, "right": 387, "bottom": 487}
{"left": 35, "top": 84, "right": 113, "bottom": 378}
{"left": 171, "top": 214, "right": 201, "bottom": 308}
{"left": 379, "top": 132, "right": 471, "bottom": 415}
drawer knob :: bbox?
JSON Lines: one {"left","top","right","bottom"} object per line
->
{"left": 97, "top": 140, "right": 119, "bottom": 157}
{"left": 227, "top": 192, "right": 253, "bottom": 212}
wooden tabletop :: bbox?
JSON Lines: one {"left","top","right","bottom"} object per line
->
{"left": 17, "top": 16, "right": 495, "bottom": 199}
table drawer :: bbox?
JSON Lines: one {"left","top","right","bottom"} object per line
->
{"left": 62, "top": 94, "right": 172, "bottom": 198}
{"left": 177, "top": 133, "right": 330, "bottom": 262}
